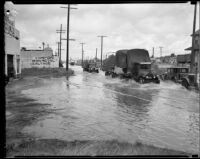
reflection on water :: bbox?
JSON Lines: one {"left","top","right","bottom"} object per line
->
{"left": 21, "top": 66, "right": 199, "bottom": 154}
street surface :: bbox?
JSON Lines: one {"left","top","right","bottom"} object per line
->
{"left": 19, "top": 66, "right": 199, "bottom": 154}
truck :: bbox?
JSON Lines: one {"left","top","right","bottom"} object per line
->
{"left": 82, "top": 60, "right": 99, "bottom": 73}
{"left": 102, "top": 54, "right": 116, "bottom": 76}
{"left": 161, "top": 66, "right": 197, "bottom": 89}
{"left": 103, "top": 49, "right": 160, "bottom": 84}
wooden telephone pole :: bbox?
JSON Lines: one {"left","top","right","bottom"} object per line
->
{"left": 152, "top": 47, "right": 154, "bottom": 58}
{"left": 56, "top": 24, "right": 66, "bottom": 65}
{"left": 97, "top": 35, "right": 107, "bottom": 69}
{"left": 96, "top": 48, "right": 97, "bottom": 61}
{"left": 191, "top": 3, "right": 197, "bottom": 74}
{"left": 198, "top": 1, "right": 200, "bottom": 88}
{"left": 80, "top": 43, "right": 85, "bottom": 67}
{"left": 61, "top": 5, "right": 77, "bottom": 71}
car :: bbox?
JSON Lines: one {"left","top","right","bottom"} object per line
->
{"left": 164, "top": 66, "right": 189, "bottom": 83}
{"left": 89, "top": 66, "right": 99, "bottom": 73}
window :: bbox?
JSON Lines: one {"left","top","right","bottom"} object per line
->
{"left": 140, "top": 64, "right": 151, "bottom": 69}
{"left": 181, "top": 68, "right": 188, "bottom": 73}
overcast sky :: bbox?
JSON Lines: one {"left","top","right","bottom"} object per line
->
{"left": 12, "top": 3, "right": 199, "bottom": 60}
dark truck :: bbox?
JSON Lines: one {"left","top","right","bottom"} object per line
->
{"left": 103, "top": 49, "right": 160, "bottom": 84}
{"left": 161, "top": 66, "right": 197, "bottom": 89}
{"left": 102, "top": 54, "right": 116, "bottom": 76}
{"left": 83, "top": 60, "right": 99, "bottom": 73}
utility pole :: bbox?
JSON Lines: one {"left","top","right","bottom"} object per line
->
{"left": 191, "top": 3, "right": 197, "bottom": 74}
{"left": 96, "top": 48, "right": 97, "bottom": 61}
{"left": 56, "top": 24, "right": 66, "bottom": 65}
{"left": 159, "top": 46, "right": 163, "bottom": 58}
{"left": 61, "top": 5, "right": 77, "bottom": 71}
{"left": 152, "top": 47, "right": 154, "bottom": 58}
{"left": 42, "top": 42, "right": 45, "bottom": 50}
{"left": 97, "top": 35, "right": 107, "bottom": 69}
{"left": 198, "top": 1, "right": 200, "bottom": 88}
{"left": 80, "top": 42, "right": 85, "bottom": 67}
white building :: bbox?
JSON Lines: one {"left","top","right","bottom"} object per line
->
{"left": 4, "top": 1, "right": 21, "bottom": 78}
{"left": 21, "top": 46, "right": 59, "bottom": 69}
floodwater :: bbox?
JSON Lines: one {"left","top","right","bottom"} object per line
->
{"left": 21, "top": 66, "right": 199, "bottom": 154}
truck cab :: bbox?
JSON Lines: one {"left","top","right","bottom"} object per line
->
{"left": 131, "top": 62, "right": 160, "bottom": 84}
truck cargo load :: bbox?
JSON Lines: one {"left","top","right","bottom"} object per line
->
{"left": 127, "top": 49, "right": 151, "bottom": 71}
{"left": 115, "top": 50, "right": 128, "bottom": 68}
{"left": 126, "top": 49, "right": 151, "bottom": 75}
{"left": 102, "top": 54, "right": 116, "bottom": 72}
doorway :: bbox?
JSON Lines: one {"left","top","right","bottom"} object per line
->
{"left": 7, "top": 54, "right": 14, "bottom": 77}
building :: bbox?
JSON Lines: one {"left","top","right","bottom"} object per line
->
{"left": 160, "top": 53, "right": 177, "bottom": 65}
{"left": 4, "top": 2, "right": 21, "bottom": 78}
{"left": 185, "top": 29, "right": 199, "bottom": 73}
{"left": 185, "top": 29, "right": 200, "bottom": 87}
{"left": 176, "top": 54, "right": 191, "bottom": 67}
{"left": 20, "top": 46, "right": 59, "bottom": 68}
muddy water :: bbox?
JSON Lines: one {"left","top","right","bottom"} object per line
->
{"left": 21, "top": 66, "right": 199, "bottom": 154}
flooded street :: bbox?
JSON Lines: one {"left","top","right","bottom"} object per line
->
{"left": 20, "top": 66, "right": 199, "bottom": 154}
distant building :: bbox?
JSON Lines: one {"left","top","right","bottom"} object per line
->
{"left": 20, "top": 46, "right": 59, "bottom": 68}
{"left": 176, "top": 54, "right": 191, "bottom": 66}
{"left": 4, "top": 2, "right": 21, "bottom": 78}
{"left": 185, "top": 29, "right": 199, "bottom": 73}
{"left": 157, "top": 53, "right": 177, "bottom": 65}
{"left": 185, "top": 29, "right": 200, "bottom": 87}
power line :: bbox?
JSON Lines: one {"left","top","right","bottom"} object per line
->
{"left": 97, "top": 35, "right": 107, "bottom": 69}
